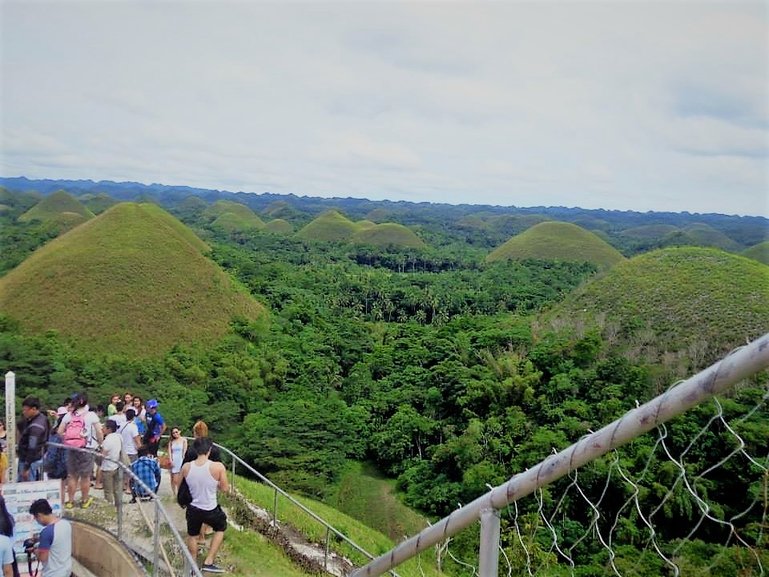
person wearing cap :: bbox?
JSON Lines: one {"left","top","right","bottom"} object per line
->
{"left": 143, "top": 400, "right": 166, "bottom": 457}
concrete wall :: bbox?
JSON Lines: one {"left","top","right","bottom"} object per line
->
{"left": 72, "top": 520, "right": 145, "bottom": 577}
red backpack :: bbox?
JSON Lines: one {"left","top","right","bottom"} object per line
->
{"left": 63, "top": 412, "right": 88, "bottom": 448}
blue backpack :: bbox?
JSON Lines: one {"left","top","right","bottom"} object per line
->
{"left": 44, "top": 432, "right": 68, "bottom": 479}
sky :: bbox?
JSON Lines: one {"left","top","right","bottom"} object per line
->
{"left": 1, "top": 1, "right": 768, "bottom": 217}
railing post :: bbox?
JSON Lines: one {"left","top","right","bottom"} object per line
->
{"left": 324, "top": 526, "right": 331, "bottom": 569}
{"left": 153, "top": 498, "right": 160, "bottom": 577}
{"left": 272, "top": 487, "right": 279, "bottom": 526}
{"left": 478, "top": 508, "right": 500, "bottom": 577}
{"left": 117, "top": 467, "right": 123, "bottom": 541}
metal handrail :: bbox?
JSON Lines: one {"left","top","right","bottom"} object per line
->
{"left": 46, "top": 442, "right": 202, "bottom": 577}
{"left": 351, "top": 332, "right": 769, "bottom": 577}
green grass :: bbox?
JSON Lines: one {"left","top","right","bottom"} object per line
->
{"left": 327, "top": 461, "right": 431, "bottom": 541}
{"left": 212, "top": 211, "right": 265, "bottom": 232}
{"left": 660, "top": 223, "right": 742, "bottom": 251}
{"left": 296, "top": 210, "right": 360, "bottom": 242}
{"left": 79, "top": 192, "right": 120, "bottom": 214}
{"left": 231, "top": 475, "right": 445, "bottom": 577}
{"left": 204, "top": 200, "right": 265, "bottom": 224}
{"left": 212, "top": 525, "right": 311, "bottom": 577}
{"left": 619, "top": 224, "right": 680, "bottom": 239}
{"left": 547, "top": 246, "right": 769, "bottom": 366}
{"left": 263, "top": 218, "right": 294, "bottom": 234}
{"left": 742, "top": 240, "right": 769, "bottom": 265}
{"left": 18, "top": 190, "right": 94, "bottom": 223}
{"left": 352, "top": 223, "right": 426, "bottom": 249}
{"left": 0, "top": 202, "right": 264, "bottom": 357}
{"left": 486, "top": 221, "right": 625, "bottom": 270}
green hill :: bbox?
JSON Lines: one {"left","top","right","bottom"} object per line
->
{"left": 0, "top": 202, "right": 264, "bottom": 357}
{"left": 660, "top": 223, "right": 741, "bottom": 251}
{"left": 79, "top": 192, "right": 119, "bottom": 215}
{"left": 352, "top": 223, "right": 426, "bottom": 249}
{"left": 486, "top": 221, "right": 625, "bottom": 270}
{"left": 356, "top": 219, "right": 376, "bottom": 230}
{"left": 296, "top": 210, "right": 359, "bottom": 242}
{"left": 620, "top": 224, "right": 680, "bottom": 239}
{"left": 743, "top": 241, "right": 769, "bottom": 265}
{"left": 547, "top": 247, "right": 769, "bottom": 367}
{"left": 205, "top": 200, "right": 265, "bottom": 230}
{"left": 18, "top": 190, "right": 94, "bottom": 223}
{"left": 262, "top": 218, "right": 293, "bottom": 235}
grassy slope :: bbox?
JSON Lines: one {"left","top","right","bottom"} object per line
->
{"left": 327, "top": 462, "right": 430, "bottom": 541}
{"left": 486, "top": 221, "right": 625, "bottom": 269}
{"left": 296, "top": 210, "right": 360, "bottom": 242}
{"left": 234, "top": 475, "right": 444, "bottom": 577}
{"left": 0, "top": 202, "right": 263, "bottom": 357}
{"left": 743, "top": 240, "right": 769, "bottom": 265}
{"left": 660, "top": 223, "right": 742, "bottom": 251}
{"left": 212, "top": 211, "right": 265, "bottom": 232}
{"left": 548, "top": 246, "right": 769, "bottom": 362}
{"left": 263, "top": 218, "right": 294, "bottom": 234}
{"left": 352, "top": 223, "right": 426, "bottom": 249}
{"left": 18, "top": 190, "right": 94, "bottom": 222}
{"left": 619, "top": 224, "right": 679, "bottom": 238}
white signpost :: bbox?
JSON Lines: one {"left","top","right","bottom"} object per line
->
{"left": 5, "top": 370, "right": 16, "bottom": 484}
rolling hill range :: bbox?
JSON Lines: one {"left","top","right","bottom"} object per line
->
{"left": 486, "top": 221, "right": 626, "bottom": 269}
{"left": 0, "top": 202, "right": 264, "bottom": 356}
{"left": 546, "top": 247, "right": 769, "bottom": 367}
{"left": 18, "top": 189, "right": 94, "bottom": 229}
{"left": 742, "top": 240, "right": 769, "bottom": 265}
{"left": 351, "top": 223, "right": 426, "bottom": 249}
{"left": 296, "top": 210, "right": 361, "bottom": 242}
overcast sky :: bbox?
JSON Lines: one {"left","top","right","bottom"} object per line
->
{"left": 2, "top": 1, "right": 767, "bottom": 216}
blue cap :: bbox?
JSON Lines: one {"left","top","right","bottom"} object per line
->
{"left": 146, "top": 399, "right": 158, "bottom": 409}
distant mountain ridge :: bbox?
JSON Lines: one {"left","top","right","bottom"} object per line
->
{"left": 2, "top": 176, "right": 767, "bottom": 247}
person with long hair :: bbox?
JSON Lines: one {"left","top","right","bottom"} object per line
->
{"left": 0, "top": 495, "right": 19, "bottom": 577}
{"left": 167, "top": 427, "right": 187, "bottom": 496}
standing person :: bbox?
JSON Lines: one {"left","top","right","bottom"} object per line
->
{"left": 0, "top": 421, "right": 7, "bottom": 485}
{"left": 167, "top": 427, "right": 187, "bottom": 496}
{"left": 143, "top": 400, "right": 166, "bottom": 457}
{"left": 44, "top": 409, "right": 69, "bottom": 503}
{"left": 132, "top": 397, "right": 146, "bottom": 437}
{"left": 106, "top": 394, "right": 120, "bottom": 417}
{"left": 28, "top": 499, "right": 72, "bottom": 577}
{"left": 107, "top": 401, "right": 126, "bottom": 429}
{"left": 58, "top": 393, "right": 102, "bottom": 509}
{"left": 182, "top": 437, "right": 228, "bottom": 573}
{"left": 17, "top": 397, "right": 49, "bottom": 482}
{"left": 129, "top": 447, "right": 160, "bottom": 503}
{"left": 100, "top": 420, "right": 123, "bottom": 507}
{"left": 0, "top": 496, "right": 19, "bottom": 577}
{"left": 120, "top": 409, "right": 141, "bottom": 494}
{"left": 184, "top": 421, "right": 221, "bottom": 463}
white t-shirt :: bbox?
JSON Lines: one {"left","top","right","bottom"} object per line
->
{"left": 120, "top": 420, "right": 140, "bottom": 455}
{"left": 108, "top": 413, "right": 127, "bottom": 430}
{"left": 101, "top": 432, "right": 123, "bottom": 471}
{"left": 59, "top": 409, "right": 101, "bottom": 449}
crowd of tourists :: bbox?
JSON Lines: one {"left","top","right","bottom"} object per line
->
{"left": 1, "top": 391, "right": 229, "bottom": 574}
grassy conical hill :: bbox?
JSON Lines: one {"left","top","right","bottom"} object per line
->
{"left": 660, "top": 223, "right": 741, "bottom": 251}
{"left": 79, "top": 192, "right": 119, "bottom": 215}
{"left": 743, "top": 241, "right": 769, "bottom": 265}
{"left": 486, "top": 221, "right": 625, "bottom": 270}
{"left": 546, "top": 247, "right": 769, "bottom": 367}
{"left": 352, "top": 223, "right": 426, "bottom": 249}
{"left": 211, "top": 212, "right": 264, "bottom": 232}
{"left": 356, "top": 220, "right": 376, "bottom": 230}
{"left": 296, "top": 210, "right": 359, "bottom": 242}
{"left": 0, "top": 203, "right": 264, "bottom": 357}
{"left": 620, "top": 224, "right": 680, "bottom": 239}
{"left": 262, "top": 218, "right": 293, "bottom": 234}
{"left": 18, "top": 190, "right": 94, "bottom": 223}
{"left": 204, "top": 200, "right": 265, "bottom": 229}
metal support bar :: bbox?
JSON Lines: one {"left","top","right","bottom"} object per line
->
{"left": 352, "top": 333, "right": 769, "bottom": 577}
{"left": 153, "top": 499, "right": 160, "bottom": 577}
{"left": 479, "top": 508, "right": 500, "bottom": 577}
{"left": 272, "top": 488, "right": 279, "bottom": 526}
{"left": 324, "top": 527, "right": 331, "bottom": 569}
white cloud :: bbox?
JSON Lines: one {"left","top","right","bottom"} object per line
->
{"left": 1, "top": 1, "right": 767, "bottom": 216}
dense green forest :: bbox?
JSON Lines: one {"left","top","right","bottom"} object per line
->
{"left": 0, "top": 185, "right": 767, "bottom": 575}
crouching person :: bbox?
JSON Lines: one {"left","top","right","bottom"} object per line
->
{"left": 129, "top": 446, "right": 160, "bottom": 503}
{"left": 182, "top": 437, "right": 228, "bottom": 573}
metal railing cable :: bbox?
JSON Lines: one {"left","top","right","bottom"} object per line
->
{"left": 46, "top": 442, "right": 202, "bottom": 577}
{"left": 351, "top": 332, "right": 769, "bottom": 577}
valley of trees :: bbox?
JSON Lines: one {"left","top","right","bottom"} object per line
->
{"left": 0, "top": 182, "right": 768, "bottom": 575}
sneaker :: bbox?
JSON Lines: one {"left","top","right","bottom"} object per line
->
{"left": 202, "top": 563, "right": 225, "bottom": 573}
{"left": 81, "top": 497, "right": 94, "bottom": 509}
{"left": 64, "top": 501, "right": 74, "bottom": 510}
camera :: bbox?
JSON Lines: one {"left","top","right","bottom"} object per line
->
{"left": 23, "top": 536, "right": 37, "bottom": 555}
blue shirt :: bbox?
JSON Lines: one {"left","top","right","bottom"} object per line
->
{"left": 131, "top": 457, "right": 161, "bottom": 496}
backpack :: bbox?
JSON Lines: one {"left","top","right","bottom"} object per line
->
{"left": 44, "top": 433, "right": 68, "bottom": 479}
{"left": 63, "top": 412, "right": 88, "bottom": 448}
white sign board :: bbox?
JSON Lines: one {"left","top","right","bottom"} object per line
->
{"left": 2, "top": 479, "right": 63, "bottom": 553}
